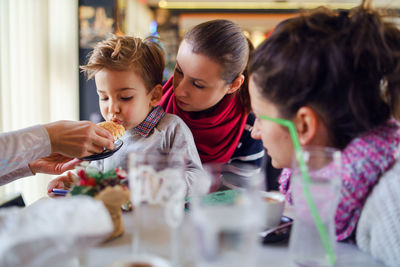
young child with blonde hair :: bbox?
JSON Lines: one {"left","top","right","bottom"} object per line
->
{"left": 48, "top": 35, "right": 204, "bottom": 192}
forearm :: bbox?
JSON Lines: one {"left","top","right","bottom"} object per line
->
{"left": 0, "top": 166, "right": 34, "bottom": 186}
{"left": 0, "top": 125, "right": 51, "bottom": 179}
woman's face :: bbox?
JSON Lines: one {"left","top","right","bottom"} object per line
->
{"left": 249, "top": 76, "right": 294, "bottom": 169}
{"left": 173, "top": 40, "right": 234, "bottom": 112}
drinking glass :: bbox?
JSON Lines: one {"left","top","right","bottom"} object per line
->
{"left": 129, "top": 152, "right": 187, "bottom": 267}
{"left": 190, "top": 162, "right": 265, "bottom": 267}
{"left": 289, "top": 146, "right": 341, "bottom": 267}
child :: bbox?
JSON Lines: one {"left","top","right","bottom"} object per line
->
{"left": 248, "top": 1, "right": 400, "bottom": 266}
{"left": 48, "top": 35, "right": 204, "bottom": 192}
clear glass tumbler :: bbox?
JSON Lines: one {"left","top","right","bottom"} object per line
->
{"left": 289, "top": 146, "right": 341, "bottom": 267}
{"left": 190, "top": 162, "right": 265, "bottom": 267}
{"left": 129, "top": 151, "right": 187, "bottom": 267}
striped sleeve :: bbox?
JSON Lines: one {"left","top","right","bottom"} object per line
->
{"left": 229, "top": 112, "right": 265, "bottom": 167}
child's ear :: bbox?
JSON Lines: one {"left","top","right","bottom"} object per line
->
{"left": 226, "top": 74, "right": 245, "bottom": 94}
{"left": 149, "top": 84, "right": 163, "bottom": 107}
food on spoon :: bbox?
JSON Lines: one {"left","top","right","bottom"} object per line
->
{"left": 97, "top": 121, "right": 125, "bottom": 141}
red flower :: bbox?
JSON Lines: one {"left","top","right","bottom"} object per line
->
{"left": 79, "top": 177, "right": 96, "bottom": 187}
{"left": 79, "top": 179, "right": 88, "bottom": 186}
{"left": 87, "top": 178, "right": 97, "bottom": 186}
{"left": 77, "top": 169, "right": 89, "bottom": 181}
{"left": 115, "top": 167, "right": 127, "bottom": 180}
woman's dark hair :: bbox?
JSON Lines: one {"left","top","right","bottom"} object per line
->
{"left": 184, "top": 19, "right": 252, "bottom": 112}
{"left": 249, "top": 1, "right": 400, "bottom": 149}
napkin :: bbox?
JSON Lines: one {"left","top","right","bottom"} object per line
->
{"left": 0, "top": 195, "right": 113, "bottom": 267}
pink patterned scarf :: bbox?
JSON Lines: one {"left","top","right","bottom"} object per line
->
{"left": 279, "top": 119, "right": 400, "bottom": 241}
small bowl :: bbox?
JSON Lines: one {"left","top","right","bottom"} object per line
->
{"left": 260, "top": 191, "right": 285, "bottom": 229}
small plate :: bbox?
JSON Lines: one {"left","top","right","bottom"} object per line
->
{"left": 260, "top": 216, "right": 293, "bottom": 244}
{"left": 80, "top": 139, "right": 123, "bottom": 161}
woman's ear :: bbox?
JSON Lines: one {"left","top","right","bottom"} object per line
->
{"left": 293, "top": 107, "right": 318, "bottom": 146}
{"left": 149, "top": 84, "right": 163, "bottom": 107}
{"left": 226, "top": 74, "right": 245, "bottom": 94}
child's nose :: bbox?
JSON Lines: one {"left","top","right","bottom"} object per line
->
{"left": 109, "top": 100, "right": 120, "bottom": 114}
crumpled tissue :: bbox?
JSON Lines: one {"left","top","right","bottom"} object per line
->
{"left": 0, "top": 195, "right": 113, "bottom": 267}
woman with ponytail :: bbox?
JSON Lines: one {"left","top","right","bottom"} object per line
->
{"left": 159, "top": 19, "right": 266, "bottom": 172}
{"left": 248, "top": 1, "right": 400, "bottom": 265}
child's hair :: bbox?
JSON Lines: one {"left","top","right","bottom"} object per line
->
{"left": 249, "top": 1, "right": 400, "bottom": 149}
{"left": 81, "top": 35, "right": 165, "bottom": 92}
{"left": 184, "top": 19, "right": 252, "bottom": 112}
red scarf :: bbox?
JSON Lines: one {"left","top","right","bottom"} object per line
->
{"left": 159, "top": 77, "right": 248, "bottom": 163}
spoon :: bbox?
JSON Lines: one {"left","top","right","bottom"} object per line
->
{"left": 259, "top": 220, "right": 293, "bottom": 238}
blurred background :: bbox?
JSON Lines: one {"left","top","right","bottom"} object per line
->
{"left": 1, "top": 0, "right": 399, "bottom": 205}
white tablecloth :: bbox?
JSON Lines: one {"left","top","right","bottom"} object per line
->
{"left": 82, "top": 210, "right": 384, "bottom": 267}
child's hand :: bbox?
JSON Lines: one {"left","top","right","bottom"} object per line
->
{"left": 47, "top": 172, "right": 75, "bottom": 197}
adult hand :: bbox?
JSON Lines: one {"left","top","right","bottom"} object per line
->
{"left": 43, "top": 120, "right": 114, "bottom": 158}
{"left": 47, "top": 171, "right": 75, "bottom": 197}
{"left": 29, "top": 153, "right": 82, "bottom": 175}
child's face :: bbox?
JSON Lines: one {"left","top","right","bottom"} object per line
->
{"left": 173, "top": 40, "right": 236, "bottom": 112}
{"left": 249, "top": 76, "right": 294, "bottom": 169}
{"left": 95, "top": 68, "right": 155, "bottom": 131}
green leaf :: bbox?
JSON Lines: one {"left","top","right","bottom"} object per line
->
{"left": 102, "top": 169, "right": 117, "bottom": 179}
{"left": 70, "top": 186, "right": 96, "bottom": 197}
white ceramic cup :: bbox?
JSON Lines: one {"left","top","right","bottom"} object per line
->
{"left": 259, "top": 191, "right": 285, "bottom": 229}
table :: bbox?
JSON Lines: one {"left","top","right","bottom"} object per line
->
{"left": 83, "top": 209, "right": 384, "bottom": 267}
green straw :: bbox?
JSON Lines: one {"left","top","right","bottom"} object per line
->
{"left": 259, "top": 115, "right": 336, "bottom": 266}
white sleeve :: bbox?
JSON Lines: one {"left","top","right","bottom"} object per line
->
{"left": 356, "top": 160, "right": 400, "bottom": 267}
{"left": 0, "top": 125, "right": 51, "bottom": 185}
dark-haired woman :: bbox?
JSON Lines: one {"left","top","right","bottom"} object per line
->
{"left": 159, "top": 19, "right": 267, "bottom": 179}
{"left": 248, "top": 1, "right": 400, "bottom": 265}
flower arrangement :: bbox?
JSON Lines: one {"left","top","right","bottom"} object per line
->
{"left": 69, "top": 164, "right": 130, "bottom": 241}
{"left": 69, "top": 166, "right": 128, "bottom": 196}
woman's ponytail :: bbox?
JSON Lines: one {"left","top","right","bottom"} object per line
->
{"left": 346, "top": 2, "right": 400, "bottom": 126}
